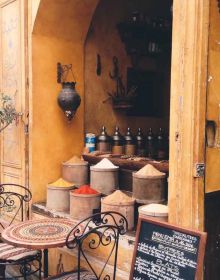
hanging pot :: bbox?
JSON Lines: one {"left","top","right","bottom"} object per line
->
{"left": 57, "top": 82, "right": 81, "bottom": 121}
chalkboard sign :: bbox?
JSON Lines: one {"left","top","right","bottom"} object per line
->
{"left": 130, "top": 217, "right": 207, "bottom": 280}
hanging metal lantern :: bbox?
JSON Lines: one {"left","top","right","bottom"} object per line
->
{"left": 57, "top": 82, "right": 81, "bottom": 121}
{"left": 57, "top": 62, "right": 81, "bottom": 121}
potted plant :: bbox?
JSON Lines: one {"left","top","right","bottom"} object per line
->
{"left": 0, "top": 93, "right": 19, "bottom": 133}
{"left": 104, "top": 56, "right": 137, "bottom": 110}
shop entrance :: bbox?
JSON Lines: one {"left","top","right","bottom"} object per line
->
{"left": 32, "top": 0, "right": 209, "bottom": 277}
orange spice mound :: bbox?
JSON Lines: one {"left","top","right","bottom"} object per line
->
{"left": 65, "top": 156, "right": 84, "bottom": 164}
{"left": 73, "top": 185, "right": 99, "bottom": 195}
{"left": 48, "top": 178, "right": 75, "bottom": 188}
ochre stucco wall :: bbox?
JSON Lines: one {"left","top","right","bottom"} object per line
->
{"left": 30, "top": 0, "right": 99, "bottom": 202}
{"left": 31, "top": 36, "right": 84, "bottom": 202}
{"left": 30, "top": 0, "right": 172, "bottom": 202}
{"left": 85, "top": 0, "right": 172, "bottom": 136}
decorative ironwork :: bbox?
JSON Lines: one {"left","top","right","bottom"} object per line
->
{"left": 66, "top": 211, "right": 128, "bottom": 280}
{"left": 57, "top": 63, "right": 76, "bottom": 84}
{"left": 0, "top": 251, "right": 42, "bottom": 279}
{"left": 104, "top": 57, "right": 137, "bottom": 110}
{"left": 0, "top": 184, "right": 42, "bottom": 279}
{"left": 0, "top": 184, "right": 32, "bottom": 228}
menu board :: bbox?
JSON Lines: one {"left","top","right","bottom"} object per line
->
{"left": 130, "top": 217, "right": 207, "bottom": 280}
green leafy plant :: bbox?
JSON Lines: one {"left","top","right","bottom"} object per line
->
{"left": 0, "top": 93, "right": 19, "bottom": 133}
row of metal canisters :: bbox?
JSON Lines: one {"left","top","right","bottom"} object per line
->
{"left": 86, "top": 126, "right": 168, "bottom": 160}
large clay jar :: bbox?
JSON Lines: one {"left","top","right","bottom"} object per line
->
{"left": 57, "top": 82, "right": 81, "bottom": 121}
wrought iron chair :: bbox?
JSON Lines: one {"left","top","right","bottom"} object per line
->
{"left": 0, "top": 183, "right": 42, "bottom": 279}
{"left": 46, "top": 211, "right": 128, "bottom": 280}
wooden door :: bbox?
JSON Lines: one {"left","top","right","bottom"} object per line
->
{"left": 0, "top": 0, "right": 28, "bottom": 186}
{"left": 205, "top": 0, "right": 220, "bottom": 279}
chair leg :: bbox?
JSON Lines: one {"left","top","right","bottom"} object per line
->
{"left": 0, "top": 264, "right": 5, "bottom": 279}
{"left": 39, "top": 259, "right": 42, "bottom": 280}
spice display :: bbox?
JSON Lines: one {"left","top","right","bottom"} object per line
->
{"left": 136, "top": 164, "right": 165, "bottom": 177}
{"left": 72, "top": 185, "right": 99, "bottom": 195}
{"left": 124, "top": 127, "right": 136, "bottom": 155}
{"left": 103, "top": 190, "right": 135, "bottom": 204}
{"left": 102, "top": 190, "right": 135, "bottom": 230}
{"left": 139, "top": 203, "right": 168, "bottom": 215}
{"left": 112, "top": 126, "right": 124, "bottom": 154}
{"left": 138, "top": 203, "right": 168, "bottom": 222}
{"left": 90, "top": 159, "right": 119, "bottom": 194}
{"left": 70, "top": 185, "right": 101, "bottom": 220}
{"left": 133, "top": 164, "right": 166, "bottom": 204}
{"left": 62, "top": 157, "right": 88, "bottom": 185}
{"left": 135, "top": 128, "right": 146, "bottom": 156}
{"left": 93, "top": 158, "right": 118, "bottom": 169}
{"left": 65, "top": 155, "right": 84, "bottom": 164}
{"left": 48, "top": 178, "right": 75, "bottom": 188}
{"left": 97, "top": 126, "right": 112, "bottom": 152}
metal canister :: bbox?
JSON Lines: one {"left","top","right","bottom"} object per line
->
{"left": 124, "top": 128, "right": 136, "bottom": 156}
{"left": 136, "top": 128, "right": 146, "bottom": 156}
{"left": 112, "top": 126, "right": 124, "bottom": 154}
{"left": 85, "top": 133, "right": 96, "bottom": 152}
{"left": 146, "top": 128, "right": 155, "bottom": 158}
{"left": 96, "top": 126, "right": 112, "bottom": 152}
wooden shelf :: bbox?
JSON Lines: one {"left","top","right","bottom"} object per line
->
{"left": 82, "top": 154, "right": 169, "bottom": 173}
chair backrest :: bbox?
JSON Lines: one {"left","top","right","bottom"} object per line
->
{"left": 66, "top": 211, "right": 128, "bottom": 280}
{"left": 0, "top": 183, "right": 32, "bottom": 230}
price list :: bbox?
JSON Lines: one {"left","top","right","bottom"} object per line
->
{"left": 130, "top": 219, "right": 206, "bottom": 280}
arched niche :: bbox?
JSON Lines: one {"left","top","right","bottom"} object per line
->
{"left": 30, "top": 0, "right": 99, "bottom": 202}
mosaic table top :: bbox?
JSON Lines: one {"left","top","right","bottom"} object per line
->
{"left": 1, "top": 218, "right": 76, "bottom": 249}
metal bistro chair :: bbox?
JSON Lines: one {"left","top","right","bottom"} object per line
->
{"left": 46, "top": 211, "right": 128, "bottom": 280}
{"left": 0, "top": 183, "right": 42, "bottom": 279}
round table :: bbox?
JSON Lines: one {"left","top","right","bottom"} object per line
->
{"left": 1, "top": 218, "right": 76, "bottom": 278}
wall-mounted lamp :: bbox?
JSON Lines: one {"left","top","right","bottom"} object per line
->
{"left": 57, "top": 62, "right": 81, "bottom": 121}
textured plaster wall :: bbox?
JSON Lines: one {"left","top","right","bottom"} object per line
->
{"left": 85, "top": 0, "right": 172, "bottom": 137}
{"left": 31, "top": 36, "right": 84, "bottom": 202}
{"left": 30, "top": 0, "right": 99, "bottom": 202}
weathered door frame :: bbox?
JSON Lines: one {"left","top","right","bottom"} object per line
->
{"left": 169, "top": 0, "right": 209, "bottom": 230}
{"left": 0, "top": 0, "right": 29, "bottom": 188}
